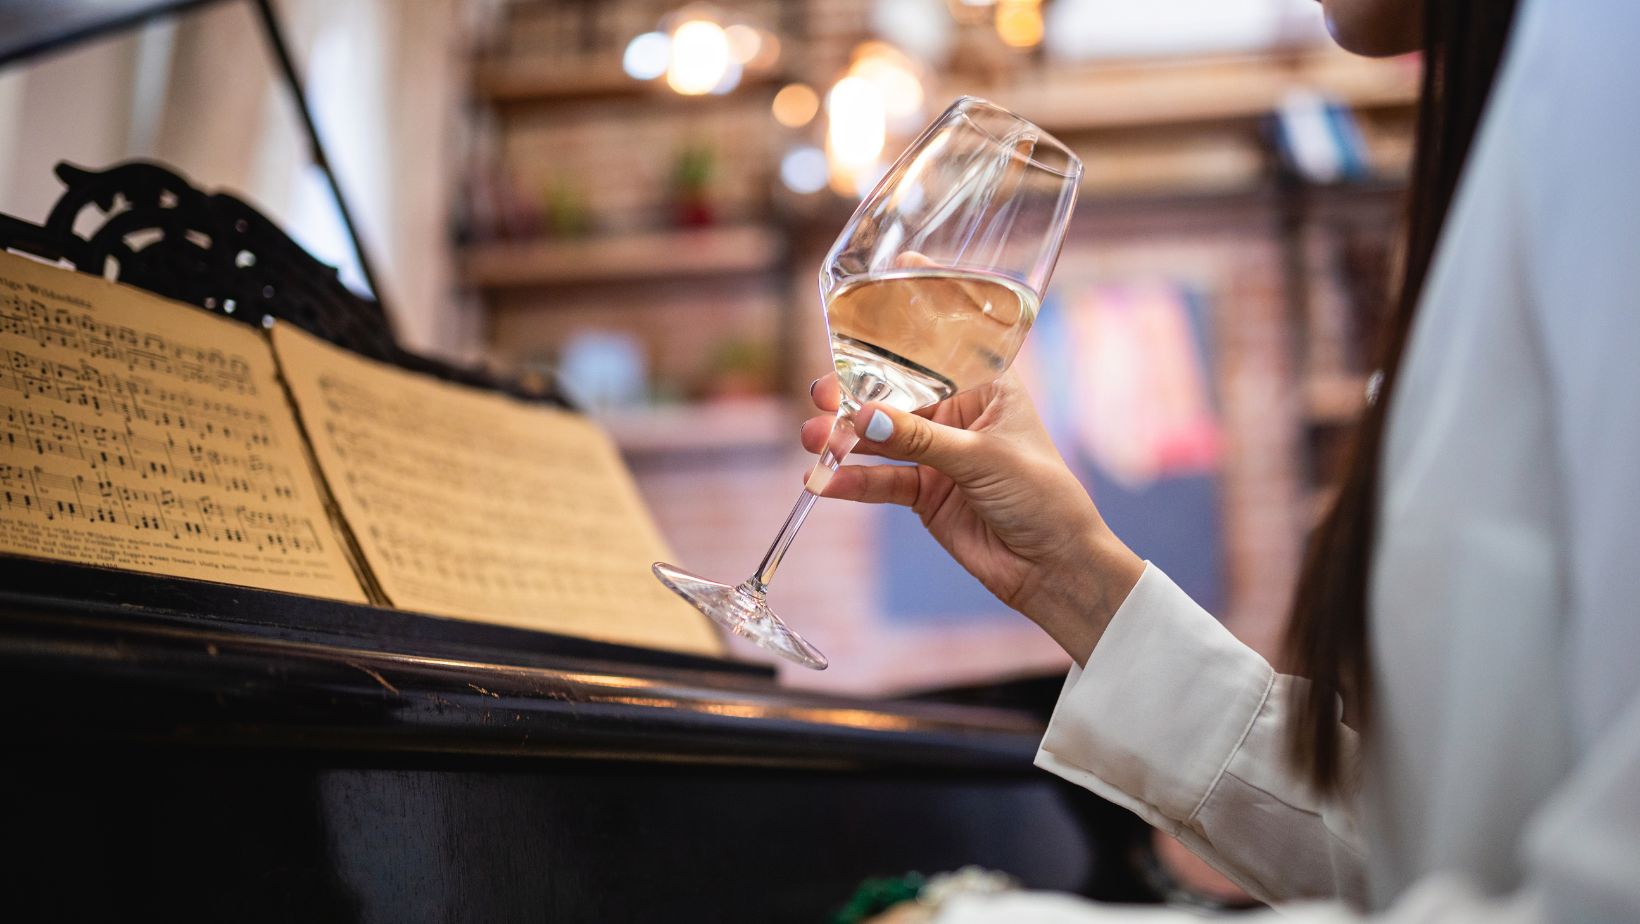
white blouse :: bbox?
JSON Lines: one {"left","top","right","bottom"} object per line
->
{"left": 942, "top": 0, "right": 1640, "bottom": 920}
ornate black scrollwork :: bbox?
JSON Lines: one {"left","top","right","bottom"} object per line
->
{"left": 0, "top": 160, "right": 564, "bottom": 405}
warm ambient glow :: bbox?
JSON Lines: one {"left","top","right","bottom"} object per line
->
{"left": 667, "top": 19, "right": 734, "bottom": 95}
{"left": 848, "top": 42, "right": 924, "bottom": 125}
{"left": 815, "top": 41, "right": 924, "bottom": 198}
{"left": 725, "top": 23, "right": 761, "bottom": 63}
{"left": 772, "top": 83, "right": 819, "bottom": 127}
{"left": 995, "top": 0, "right": 1045, "bottom": 49}
{"left": 748, "top": 32, "right": 781, "bottom": 71}
{"left": 827, "top": 76, "right": 887, "bottom": 169}
{"left": 627, "top": 9, "right": 779, "bottom": 96}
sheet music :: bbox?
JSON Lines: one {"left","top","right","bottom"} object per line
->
{"left": 0, "top": 251, "right": 368, "bottom": 602}
{"left": 271, "top": 323, "right": 722, "bottom": 656}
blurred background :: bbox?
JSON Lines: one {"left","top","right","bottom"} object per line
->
{"left": 0, "top": 0, "right": 1412, "bottom": 696}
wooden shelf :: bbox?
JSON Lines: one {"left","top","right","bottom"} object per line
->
{"left": 474, "top": 60, "right": 637, "bottom": 104}
{"left": 985, "top": 49, "right": 1418, "bottom": 136}
{"left": 473, "top": 58, "right": 785, "bottom": 106}
{"left": 596, "top": 397, "right": 791, "bottom": 456}
{"left": 461, "top": 224, "right": 783, "bottom": 290}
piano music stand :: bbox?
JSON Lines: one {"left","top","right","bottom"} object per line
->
{"left": 1, "top": 0, "right": 388, "bottom": 311}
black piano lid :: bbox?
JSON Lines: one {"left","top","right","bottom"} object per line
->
{"left": 0, "top": 556, "right": 1052, "bottom": 770}
{"left": 0, "top": 555, "right": 773, "bottom": 679}
{"left": 0, "top": 1, "right": 224, "bottom": 67}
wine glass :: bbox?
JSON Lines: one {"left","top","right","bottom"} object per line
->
{"left": 654, "top": 97, "right": 1083, "bottom": 670}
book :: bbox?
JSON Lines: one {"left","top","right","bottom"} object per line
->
{"left": 0, "top": 249, "right": 723, "bottom": 658}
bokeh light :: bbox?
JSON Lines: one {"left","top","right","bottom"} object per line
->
{"left": 725, "top": 23, "right": 762, "bottom": 63}
{"left": 848, "top": 42, "right": 924, "bottom": 125}
{"left": 622, "top": 31, "right": 670, "bottom": 81}
{"left": 772, "top": 83, "right": 820, "bottom": 127}
{"left": 779, "top": 146, "right": 829, "bottom": 194}
{"left": 747, "top": 32, "right": 782, "bottom": 71}
{"left": 826, "top": 76, "right": 887, "bottom": 169}
{"left": 667, "top": 19, "right": 733, "bottom": 95}
{"left": 995, "top": 0, "right": 1044, "bottom": 48}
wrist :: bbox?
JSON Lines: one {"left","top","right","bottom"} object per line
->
{"left": 1017, "top": 528, "right": 1144, "bottom": 666}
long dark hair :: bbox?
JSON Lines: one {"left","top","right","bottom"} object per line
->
{"left": 1283, "top": 0, "right": 1522, "bottom": 792}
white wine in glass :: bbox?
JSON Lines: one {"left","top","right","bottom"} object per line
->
{"left": 654, "top": 98, "right": 1082, "bottom": 670}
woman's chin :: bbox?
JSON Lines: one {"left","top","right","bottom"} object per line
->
{"left": 1323, "top": 0, "right": 1423, "bottom": 58}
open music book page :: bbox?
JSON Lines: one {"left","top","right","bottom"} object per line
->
{"left": 0, "top": 250, "right": 369, "bottom": 602}
{"left": 270, "top": 322, "right": 723, "bottom": 657}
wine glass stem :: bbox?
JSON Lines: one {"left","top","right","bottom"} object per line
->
{"left": 740, "top": 379, "right": 886, "bottom": 597}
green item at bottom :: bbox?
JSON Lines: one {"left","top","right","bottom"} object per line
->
{"left": 830, "top": 872, "right": 926, "bottom": 924}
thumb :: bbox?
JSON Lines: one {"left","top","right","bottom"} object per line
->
{"left": 855, "top": 404, "right": 993, "bottom": 480}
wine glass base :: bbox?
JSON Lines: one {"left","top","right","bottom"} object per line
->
{"left": 652, "top": 562, "right": 829, "bottom": 670}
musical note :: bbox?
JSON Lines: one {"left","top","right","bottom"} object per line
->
{"left": 0, "top": 251, "right": 367, "bottom": 602}
{"left": 273, "top": 322, "right": 722, "bottom": 655}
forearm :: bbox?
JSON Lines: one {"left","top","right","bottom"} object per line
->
{"left": 1014, "top": 526, "right": 1144, "bottom": 666}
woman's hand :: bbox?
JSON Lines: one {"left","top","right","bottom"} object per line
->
{"left": 802, "top": 372, "right": 1144, "bottom": 663}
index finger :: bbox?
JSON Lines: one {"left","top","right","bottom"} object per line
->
{"left": 809, "top": 373, "right": 841, "bottom": 412}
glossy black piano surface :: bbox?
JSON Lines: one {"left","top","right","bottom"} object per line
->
{"left": 0, "top": 557, "right": 1157, "bottom": 922}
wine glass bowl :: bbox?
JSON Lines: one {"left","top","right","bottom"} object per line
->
{"left": 654, "top": 98, "right": 1082, "bottom": 670}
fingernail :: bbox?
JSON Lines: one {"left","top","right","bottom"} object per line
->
{"left": 863, "top": 409, "right": 893, "bottom": 442}
{"left": 808, "top": 377, "right": 821, "bottom": 397}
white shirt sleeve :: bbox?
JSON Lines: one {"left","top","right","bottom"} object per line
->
{"left": 1033, "top": 563, "right": 1367, "bottom": 907}
{"left": 943, "top": 562, "right": 1640, "bottom": 924}
{"left": 935, "top": 878, "right": 1542, "bottom": 923}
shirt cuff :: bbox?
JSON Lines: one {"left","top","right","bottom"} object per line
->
{"left": 1034, "top": 562, "right": 1275, "bottom": 833}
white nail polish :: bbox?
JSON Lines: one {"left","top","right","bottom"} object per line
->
{"left": 864, "top": 410, "right": 893, "bottom": 442}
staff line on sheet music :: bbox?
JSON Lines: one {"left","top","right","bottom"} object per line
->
{"left": 295, "top": 363, "right": 677, "bottom": 616}
{"left": 315, "top": 375, "right": 597, "bottom": 470}
{"left": 0, "top": 294, "right": 255, "bottom": 394}
{"left": 0, "top": 289, "right": 331, "bottom": 560}
{"left": 326, "top": 424, "right": 595, "bottom": 514}
{"left": 0, "top": 462, "right": 325, "bottom": 552}
{"left": 0, "top": 400, "right": 297, "bottom": 499}
{"left": 0, "top": 347, "right": 274, "bottom": 444}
